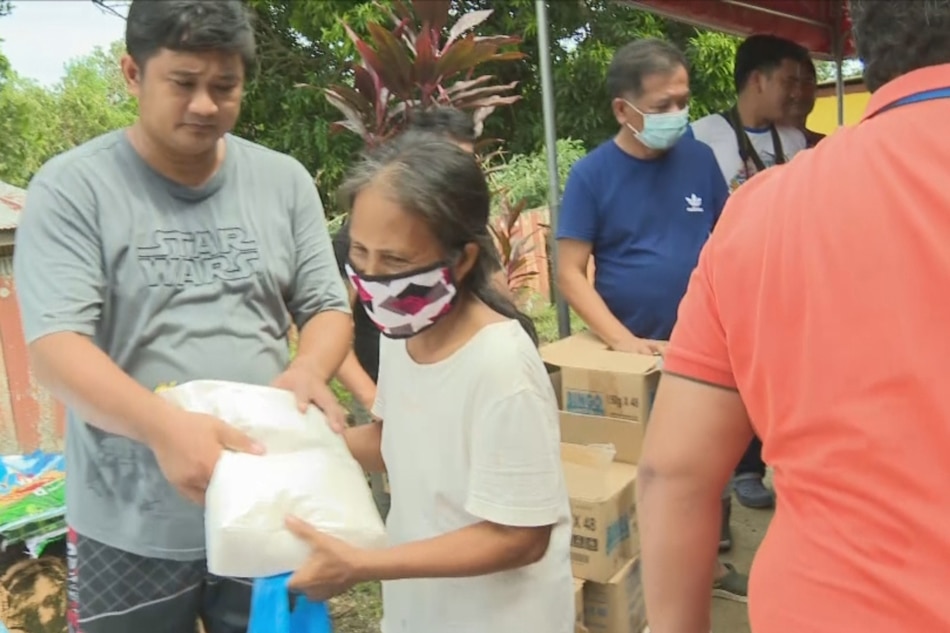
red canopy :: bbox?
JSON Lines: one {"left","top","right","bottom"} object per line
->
{"left": 620, "top": 0, "right": 854, "bottom": 59}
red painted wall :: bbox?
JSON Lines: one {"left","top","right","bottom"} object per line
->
{"left": 0, "top": 256, "right": 66, "bottom": 455}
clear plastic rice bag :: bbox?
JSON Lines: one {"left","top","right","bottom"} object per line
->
{"left": 159, "top": 380, "right": 387, "bottom": 578}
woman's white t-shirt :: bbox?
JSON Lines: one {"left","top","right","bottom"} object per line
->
{"left": 373, "top": 319, "right": 574, "bottom": 633}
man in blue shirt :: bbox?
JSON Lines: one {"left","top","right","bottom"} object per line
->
{"left": 557, "top": 39, "right": 728, "bottom": 354}
{"left": 556, "top": 38, "right": 745, "bottom": 602}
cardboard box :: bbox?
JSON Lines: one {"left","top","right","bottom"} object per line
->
{"left": 560, "top": 412, "right": 643, "bottom": 582}
{"left": 561, "top": 442, "right": 638, "bottom": 583}
{"left": 574, "top": 578, "right": 585, "bottom": 626}
{"left": 584, "top": 557, "right": 647, "bottom": 633}
{"left": 560, "top": 412, "right": 644, "bottom": 466}
{"left": 541, "top": 332, "right": 661, "bottom": 423}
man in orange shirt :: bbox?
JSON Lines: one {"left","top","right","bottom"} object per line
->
{"left": 636, "top": 1, "right": 950, "bottom": 632}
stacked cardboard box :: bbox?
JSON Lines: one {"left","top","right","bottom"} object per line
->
{"left": 574, "top": 578, "right": 587, "bottom": 633}
{"left": 541, "top": 332, "right": 660, "bottom": 633}
{"left": 542, "top": 331, "right": 660, "bottom": 424}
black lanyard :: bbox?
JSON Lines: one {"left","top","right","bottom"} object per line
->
{"left": 867, "top": 86, "right": 950, "bottom": 119}
{"left": 720, "top": 106, "right": 785, "bottom": 174}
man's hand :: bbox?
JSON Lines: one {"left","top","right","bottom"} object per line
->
{"left": 148, "top": 410, "right": 264, "bottom": 505}
{"left": 271, "top": 367, "right": 348, "bottom": 433}
{"left": 286, "top": 515, "right": 367, "bottom": 601}
{"left": 610, "top": 335, "right": 668, "bottom": 356}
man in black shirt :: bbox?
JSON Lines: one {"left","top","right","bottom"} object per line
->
{"left": 332, "top": 106, "right": 479, "bottom": 519}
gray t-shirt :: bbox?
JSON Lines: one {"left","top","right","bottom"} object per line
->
{"left": 13, "top": 130, "right": 350, "bottom": 561}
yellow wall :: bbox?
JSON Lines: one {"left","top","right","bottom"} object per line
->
{"left": 806, "top": 90, "right": 872, "bottom": 135}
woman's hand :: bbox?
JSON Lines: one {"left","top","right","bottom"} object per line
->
{"left": 285, "top": 515, "right": 367, "bottom": 601}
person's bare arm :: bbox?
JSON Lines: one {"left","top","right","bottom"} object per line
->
{"left": 283, "top": 161, "right": 354, "bottom": 383}
{"left": 28, "top": 333, "right": 177, "bottom": 444}
{"left": 30, "top": 332, "right": 262, "bottom": 503}
{"left": 637, "top": 374, "right": 752, "bottom": 633}
{"left": 290, "top": 311, "right": 353, "bottom": 383}
{"left": 336, "top": 351, "right": 376, "bottom": 409}
{"left": 343, "top": 419, "right": 385, "bottom": 473}
{"left": 14, "top": 176, "right": 175, "bottom": 443}
{"left": 286, "top": 515, "right": 552, "bottom": 601}
{"left": 355, "top": 521, "right": 551, "bottom": 581}
{"left": 557, "top": 238, "right": 662, "bottom": 353}
{"left": 334, "top": 286, "right": 377, "bottom": 409}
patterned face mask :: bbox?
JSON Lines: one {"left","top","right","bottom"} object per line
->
{"left": 345, "top": 261, "right": 459, "bottom": 339}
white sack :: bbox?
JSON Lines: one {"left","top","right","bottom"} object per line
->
{"left": 159, "top": 380, "right": 388, "bottom": 578}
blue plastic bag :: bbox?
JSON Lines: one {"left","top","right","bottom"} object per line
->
{"left": 248, "top": 573, "right": 333, "bottom": 633}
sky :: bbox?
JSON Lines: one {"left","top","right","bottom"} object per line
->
{"left": 0, "top": 0, "right": 128, "bottom": 86}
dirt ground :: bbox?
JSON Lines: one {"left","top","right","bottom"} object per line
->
{"left": 0, "top": 500, "right": 772, "bottom": 633}
{"left": 712, "top": 499, "right": 773, "bottom": 633}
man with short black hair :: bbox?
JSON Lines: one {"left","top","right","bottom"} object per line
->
{"left": 14, "top": 1, "right": 352, "bottom": 630}
{"left": 784, "top": 57, "right": 825, "bottom": 147}
{"left": 556, "top": 38, "right": 747, "bottom": 602}
{"left": 691, "top": 33, "right": 811, "bottom": 511}
{"left": 692, "top": 34, "right": 810, "bottom": 192}
{"left": 638, "top": 1, "right": 950, "bottom": 631}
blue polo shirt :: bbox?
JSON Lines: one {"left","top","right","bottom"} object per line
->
{"left": 557, "top": 137, "right": 728, "bottom": 340}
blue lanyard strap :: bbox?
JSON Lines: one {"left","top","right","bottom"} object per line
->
{"left": 872, "top": 86, "right": 950, "bottom": 118}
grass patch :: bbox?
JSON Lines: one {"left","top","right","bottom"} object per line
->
{"left": 527, "top": 300, "right": 586, "bottom": 344}
{"left": 329, "top": 583, "right": 383, "bottom": 633}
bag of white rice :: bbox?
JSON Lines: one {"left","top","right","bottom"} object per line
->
{"left": 160, "top": 380, "right": 387, "bottom": 578}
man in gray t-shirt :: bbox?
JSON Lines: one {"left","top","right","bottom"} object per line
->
{"left": 13, "top": 2, "right": 351, "bottom": 632}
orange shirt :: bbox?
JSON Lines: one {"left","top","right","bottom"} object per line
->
{"left": 665, "top": 64, "right": 950, "bottom": 633}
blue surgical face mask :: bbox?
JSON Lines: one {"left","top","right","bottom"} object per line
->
{"left": 625, "top": 101, "right": 690, "bottom": 151}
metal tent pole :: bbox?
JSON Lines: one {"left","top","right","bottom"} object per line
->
{"left": 833, "top": 2, "right": 845, "bottom": 126}
{"left": 534, "top": 0, "right": 570, "bottom": 339}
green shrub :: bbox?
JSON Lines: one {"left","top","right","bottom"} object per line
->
{"left": 489, "top": 138, "right": 587, "bottom": 211}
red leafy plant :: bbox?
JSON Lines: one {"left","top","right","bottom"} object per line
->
{"left": 489, "top": 188, "right": 547, "bottom": 300}
{"left": 322, "top": 0, "right": 525, "bottom": 148}
{"left": 322, "top": 0, "right": 541, "bottom": 297}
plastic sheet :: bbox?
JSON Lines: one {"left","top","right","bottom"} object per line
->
{"left": 248, "top": 573, "right": 333, "bottom": 633}
{"left": 0, "top": 451, "right": 66, "bottom": 553}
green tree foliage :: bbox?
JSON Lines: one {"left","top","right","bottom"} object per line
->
{"left": 0, "top": 0, "right": 12, "bottom": 83}
{"left": 57, "top": 40, "right": 137, "bottom": 148}
{"left": 815, "top": 59, "right": 864, "bottom": 83}
{"left": 237, "top": 0, "right": 390, "bottom": 200}
{"left": 477, "top": 0, "right": 739, "bottom": 152}
{"left": 0, "top": 1, "right": 739, "bottom": 197}
{"left": 0, "top": 77, "right": 61, "bottom": 185}
{"left": 489, "top": 138, "right": 587, "bottom": 211}
{"left": 236, "top": 0, "right": 739, "bottom": 213}
{"left": 0, "top": 40, "right": 136, "bottom": 187}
